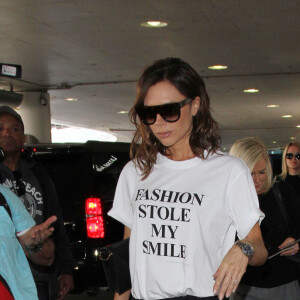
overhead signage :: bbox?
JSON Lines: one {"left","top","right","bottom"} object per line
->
{"left": 0, "top": 63, "right": 22, "bottom": 78}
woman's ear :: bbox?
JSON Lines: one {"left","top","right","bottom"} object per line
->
{"left": 192, "top": 96, "right": 201, "bottom": 116}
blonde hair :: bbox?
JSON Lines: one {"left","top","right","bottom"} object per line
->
{"left": 279, "top": 142, "right": 300, "bottom": 180}
{"left": 229, "top": 137, "right": 273, "bottom": 193}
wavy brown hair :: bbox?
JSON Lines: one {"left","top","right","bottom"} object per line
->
{"left": 129, "top": 57, "right": 221, "bottom": 179}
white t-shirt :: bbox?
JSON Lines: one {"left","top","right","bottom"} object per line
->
{"left": 108, "top": 152, "right": 264, "bottom": 299}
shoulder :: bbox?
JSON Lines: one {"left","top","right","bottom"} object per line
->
{"left": 27, "top": 160, "right": 53, "bottom": 181}
{"left": 116, "top": 160, "right": 143, "bottom": 192}
{"left": 122, "top": 160, "right": 136, "bottom": 173}
{"left": 0, "top": 184, "right": 15, "bottom": 198}
{"left": 206, "top": 152, "right": 250, "bottom": 173}
{"left": 27, "top": 159, "right": 46, "bottom": 173}
{"left": 117, "top": 160, "right": 139, "bottom": 185}
{"left": 0, "top": 184, "right": 27, "bottom": 212}
{"left": 259, "top": 187, "right": 274, "bottom": 199}
{"left": 122, "top": 160, "right": 142, "bottom": 176}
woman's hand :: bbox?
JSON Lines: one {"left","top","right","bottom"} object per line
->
{"left": 213, "top": 223, "right": 267, "bottom": 300}
{"left": 279, "top": 237, "right": 299, "bottom": 256}
{"left": 213, "top": 244, "right": 248, "bottom": 300}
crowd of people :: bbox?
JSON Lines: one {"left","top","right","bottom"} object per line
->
{"left": 0, "top": 57, "right": 299, "bottom": 300}
{"left": 229, "top": 138, "right": 300, "bottom": 299}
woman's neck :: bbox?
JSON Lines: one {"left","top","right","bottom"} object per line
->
{"left": 166, "top": 145, "right": 195, "bottom": 161}
{"left": 288, "top": 169, "right": 300, "bottom": 176}
{"left": 288, "top": 173, "right": 300, "bottom": 178}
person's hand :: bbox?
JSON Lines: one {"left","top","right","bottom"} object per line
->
{"left": 279, "top": 237, "right": 299, "bottom": 256}
{"left": 23, "top": 216, "right": 57, "bottom": 248}
{"left": 58, "top": 274, "right": 74, "bottom": 300}
{"left": 213, "top": 244, "right": 248, "bottom": 300}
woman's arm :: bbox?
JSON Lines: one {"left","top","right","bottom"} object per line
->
{"left": 240, "top": 221, "right": 268, "bottom": 266}
{"left": 213, "top": 222, "right": 267, "bottom": 300}
{"left": 123, "top": 226, "right": 131, "bottom": 239}
{"left": 113, "top": 226, "right": 132, "bottom": 300}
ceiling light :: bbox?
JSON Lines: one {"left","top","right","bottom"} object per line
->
{"left": 141, "top": 21, "right": 168, "bottom": 28}
{"left": 290, "top": 137, "right": 295, "bottom": 140}
{"left": 208, "top": 65, "right": 228, "bottom": 70}
{"left": 118, "top": 110, "right": 128, "bottom": 114}
{"left": 66, "top": 97, "right": 78, "bottom": 101}
{"left": 296, "top": 125, "right": 300, "bottom": 128}
{"left": 243, "top": 89, "right": 259, "bottom": 93}
{"left": 282, "top": 115, "right": 292, "bottom": 118}
{"left": 267, "top": 104, "right": 279, "bottom": 108}
{"left": 272, "top": 141, "right": 277, "bottom": 144}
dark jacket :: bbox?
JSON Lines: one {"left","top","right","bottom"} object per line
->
{"left": 278, "top": 174, "right": 300, "bottom": 238}
{"left": 241, "top": 187, "right": 299, "bottom": 288}
{"left": 30, "top": 161, "right": 74, "bottom": 276}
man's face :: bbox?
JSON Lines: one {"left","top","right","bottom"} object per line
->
{"left": 0, "top": 113, "right": 25, "bottom": 155}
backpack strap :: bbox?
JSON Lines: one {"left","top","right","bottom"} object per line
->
{"left": 0, "top": 192, "right": 12, "bottom": 219}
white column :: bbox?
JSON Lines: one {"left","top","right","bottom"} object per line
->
{"left": 18, "top": 92, "right": 52, "bottom": 143}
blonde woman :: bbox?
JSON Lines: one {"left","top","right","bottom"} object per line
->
{"left": 277, "top": 142, "right": 300, "bottom": 247}
{"left": 279, "top": 142, "right": 300, "bottom": 189}
{"left": 230, "top": 137, "right": 300, "bottom": 300}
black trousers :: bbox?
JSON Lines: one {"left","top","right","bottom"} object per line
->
{"left": 36, "top": 281, "right": 50, "bottom": 300}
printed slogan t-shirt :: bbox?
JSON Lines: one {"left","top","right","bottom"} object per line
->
{"left": 108, "top": 152, "right": 264, "bottom": 299}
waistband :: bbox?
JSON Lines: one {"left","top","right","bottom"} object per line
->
{"left": 132, "top": 296, "right": 219, "bottom": 300}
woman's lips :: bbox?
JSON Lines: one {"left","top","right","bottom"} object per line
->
{"left": 156, "top": 131, "right": 172, "bottom": 139}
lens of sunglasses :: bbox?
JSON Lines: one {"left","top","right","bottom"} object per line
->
{"left": 143, "top": 106, "right": 160, "bottom": 125}
{"left": 286, "top": 153, "right": 300, "bottom": 160}
{"left": 160, "top": 103, "right": 181, "bottom": 122}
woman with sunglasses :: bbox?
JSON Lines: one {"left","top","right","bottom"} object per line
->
{"left": 229, "top": 137, "right": 300, "bottom": 300}
{"left": 277, "top": 142, "right": 300, "bottom": 243}
{"left": 109, "top": 58, "right": 267, "bottom": 300}
{"left": 279, "top": 142, "right": 300, "bottom": 192}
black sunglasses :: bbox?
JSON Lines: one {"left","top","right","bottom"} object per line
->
{"left": 12, "top": 170, "right": 26, "bottom": 197}
{"left": 136, "top": 98, "right": 193, "bottom": 125}
{"left": 286, "top": 153, "right": 300, "bottom": 160}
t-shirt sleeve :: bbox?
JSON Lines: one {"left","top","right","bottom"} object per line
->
{"left": 108, "top": 162, "right": 136, "bottom": 229}
{"left": 0, "top": 185, "right": 35, "bottom": 232}
{"left": 227, "top": 163, "right": 264, "bottom": 239}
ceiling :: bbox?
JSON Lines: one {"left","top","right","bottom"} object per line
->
{"left": 0, "top": 0, "right": 299, "bottom": 150}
